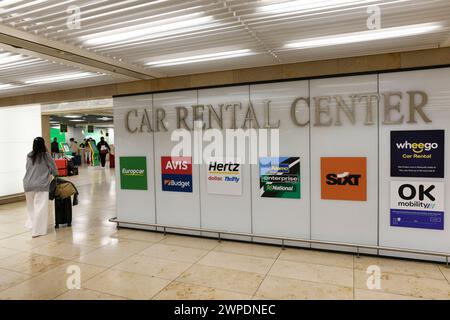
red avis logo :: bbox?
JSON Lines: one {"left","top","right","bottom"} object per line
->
{"left": 161, "top": 157, "right": 192, "bottom": 174}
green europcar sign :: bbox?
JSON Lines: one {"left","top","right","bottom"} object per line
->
{"left": 120, "top": 157, "right": 148, "bottom": 190}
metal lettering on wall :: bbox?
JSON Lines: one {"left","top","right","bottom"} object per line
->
{"left": 124, "top": 91, "right": 431, "bottom": 133}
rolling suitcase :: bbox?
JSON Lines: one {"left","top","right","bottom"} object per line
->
{"left": 109, "top": 154, "right": 115, "bottom": 168}
{"left": 67, "top": 159, "right": 75, "bottom": 176}
{"left": 54, "top": 197, "right": 72, "bottom": 228}
{"left": 55, "top": 159, "right": 68, "bottom": 177}
{"left": 74, "top": 155, "right": 82, "bottom": 166}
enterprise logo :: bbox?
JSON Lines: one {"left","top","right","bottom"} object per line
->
{"left": 395, "top": 141, "right": 438, "bottom": 153}
{"left": 122, "top": 168, "right": 145, "bottom": 176}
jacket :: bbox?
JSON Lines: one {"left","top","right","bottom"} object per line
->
{"left": 23, "top": 152, "right": 58, "bottom": 192}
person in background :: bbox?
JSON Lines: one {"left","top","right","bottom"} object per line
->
{"left": 69, "top": 138, "right": 79, "bottom": 156}
{"left": 23, "top": 137, "right": 58, "bottom": 238}
{"left": 51, "top": 137, "right": 59, "bottom": 158}
{"left": 79, "top": 138, "right": 87, "bottom": 148}
{"left": 97, "top": 137, "right": 110, "bottom": 168}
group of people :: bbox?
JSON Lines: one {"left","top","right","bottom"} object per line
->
{"left": 23, "top": 136, "right": 111, "bottom": 238}
{"left": 50, "top": 136, "right": 111, "bottom": 167}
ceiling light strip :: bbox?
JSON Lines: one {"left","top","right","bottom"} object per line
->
{"left": 220, "top": 0, "right": 281, "bottom": 63}
{"left": 284, "top": 22, "right": 445, "bottom": 49}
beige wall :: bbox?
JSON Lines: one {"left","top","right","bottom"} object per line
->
{"left": 0, "top": 47, "right": 450, "bottom": 107}
{"left": 41, "top": 115, "right": 51, "bottom": 151}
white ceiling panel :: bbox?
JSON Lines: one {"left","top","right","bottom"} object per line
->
{"left": 0, "top": 0, "right": 449, "bottom": 97}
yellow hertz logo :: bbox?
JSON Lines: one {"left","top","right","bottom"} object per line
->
{"left": 122, "top": 168, "right": 145, "bottom": 176}
{"left": 396, "top": 141, "right": 438, "bottom": 154}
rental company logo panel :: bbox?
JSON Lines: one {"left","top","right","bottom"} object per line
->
{"left": 161, "top": 156, "right": 193, "bottom": 192}
{"left": 207, "top": 158, "right": 242, "bottom": 196}
{"left": 120, "top": 156, "right": 148, "bottom": 191}
{"left": 259, "top": 157, "right": 300, "bottom": 199}
{"left": 390, "top": 181, "right": 444, "bottom": 230}
{"left": 321, "top": 157, "right": 367, "bottom": 201}
{"left": 391, "top": 130, "right": 444, "bottom": 178}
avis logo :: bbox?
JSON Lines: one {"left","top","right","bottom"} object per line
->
{"left": 326, "top": 172, "right": 361, "bottom": 186}
{"left": 165, "top": 161, "right": 188, "bottom": 171}
{"left": 395, "top": 141, "right": 438, "bottom": 154}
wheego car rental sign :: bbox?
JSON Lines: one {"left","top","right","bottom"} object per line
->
{"left": 391, "top": 130, "right": 444, "bottom": 178}
{"left": 390, "top": 181, "right": 444, "bottom": 230}
{"left": 161, "top": 156, "right": 193, "bottom": 192}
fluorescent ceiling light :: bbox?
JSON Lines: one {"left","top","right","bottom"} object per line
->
{"left": 98, "top": 117, "right": 112, "bottom": 121}
{"left": 69, "top": 119, "right": 85, "bottom": 122}
{"left": 284, "top": 22, "right": 444, "bottom": 49}
{"left": 24, "top": 72, "right": 95, "bottom": 84}
{"left": 83, "top": 14, "right": 213, "bottom": 46}
{"left": 0, "top": 53, "right": 24, "bottom": 65}
{"left": 64, "top": 115, "right": 83, "bottom": 118}
{"left": 0, "top": 0, "right": 25, "bottom": 8}
{"left": 0, "top": 83, "right": 19, "bottom": 90}
{"left": 146, "top": 49, "right": 253, "bottom": 67}
{"left": 258, "top": 0, "right": 378, "bottom": 14}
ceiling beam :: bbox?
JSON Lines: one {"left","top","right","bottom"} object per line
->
{"left": 0, "top": 24, "right": 164, "bottom": 80}
{"left": 1, "top": 46, "right": 450, "bottom": 107}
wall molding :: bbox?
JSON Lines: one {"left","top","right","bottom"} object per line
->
{"left": 1, "top": 47, "right": 450, "bottom": 107}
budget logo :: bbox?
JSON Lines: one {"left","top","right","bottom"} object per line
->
{"left": 390, "top": 181, "right": 444, "bottom": 230}
{"left": 391, "top": 130, "right": 444, "bottom": 178}
{"left": 321, "top": 157, "right": 366, "bottom": 201}
{"left": 260, "top": 157, "right": 300, "bottom": 199}
{"left": 207, "top": 158, "right": 242, "bottom": 196}
{"left": 120, "top": 157, "right": 147, "bottom": 190}
{"left": 161, "top": 156, "right": 192, "bottom": 192}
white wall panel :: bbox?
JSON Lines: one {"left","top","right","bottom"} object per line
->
{"left": 198, "top": 86, "right": 252, "bottom": 233}
{"left": 379, "top": 68, "right": 450, "bottom": 258}
{"left": 114, "top": 94, "right": 155, "bottom": 224}
{"left": 153, "top": 90, "right": 201, "bottom": 229}
{"left": 250, "top": 81, "right": 310, "bottom": 239}
{"left": 310, "top": 75, "right": 379, "bottom": 246}
{"left": 0, "top": 104, "right": 41, "bottom": 197}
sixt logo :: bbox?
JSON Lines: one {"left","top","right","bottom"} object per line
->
{"left": 326, "top": 172, "right": 361, "bottom": 186}
{"left": 395, "top": 141, "right": 438, "bottom": 153}
{"left": 163, "top": 179, "right": 191, "bottom": 189}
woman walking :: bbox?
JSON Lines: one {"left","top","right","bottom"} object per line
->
{"left": 23, "top": 137, "right": 58, "bottom": 237}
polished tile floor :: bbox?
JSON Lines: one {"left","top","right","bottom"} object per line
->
{"left": 0, "top": 167, "right": 449, "bottom": 300}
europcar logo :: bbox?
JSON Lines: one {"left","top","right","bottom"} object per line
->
{"left": 321, "top": 157, "right": 366, "bottom": 201}
{"left": 120, "top": 157, "right": 147, "bottom": 190}
{"left": 122, "top": 168, "right": 145, "bottom": 176}
{"left": 395, "top": 140, "right": 438, "bottom": 154}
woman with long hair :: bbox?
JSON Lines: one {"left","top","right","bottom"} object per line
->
{"left": 23, "top": 137, "right": 58, "bottom": 237}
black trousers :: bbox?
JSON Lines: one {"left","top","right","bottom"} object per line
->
{"left": 100, "top": 153, "right": 107, "bottom": 167}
